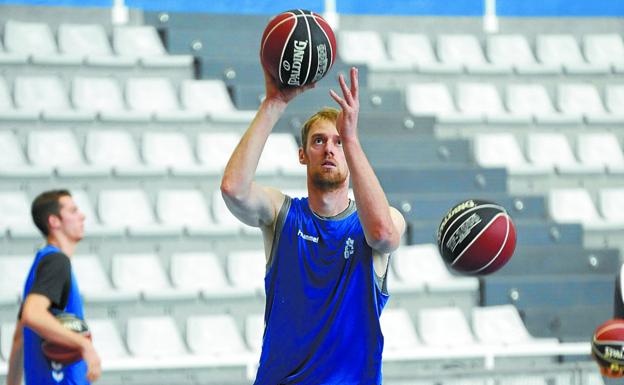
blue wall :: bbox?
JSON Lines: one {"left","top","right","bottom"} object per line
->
{"left": 1, "top": 0, "right": 623, "bottom": 16}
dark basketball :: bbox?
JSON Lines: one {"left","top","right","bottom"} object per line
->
{"left": 260, "top": 9, "right": 337, "bottom": 87}
{"left": 437, "top": 199, "right": 516, "bottom": 275}
{"left": 41, "top": 312, "right": 90, "bottom": 365}
{"left": 592, "top": 319, "right": 624, "bottom": 378}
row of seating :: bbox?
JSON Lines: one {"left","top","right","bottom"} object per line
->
{"left": 0, "top": 76, "right": 254, "bottom": 123}
{"left": 339, "top": 31, "right": 624, "bottom": 74}
{"left": 548, "top": 188, "right": 624, "bottom": 230}
{"left": 406, "top": 82, "right": 624, "bottom": 124}
{"left": 475, "top": 132, "right": 624, "bottom": 175}
{"left": 0, "top": 305, "right": 589, "bottom": 371}
{"left": 0, "top": 243, "right": 480, "bottom": 305}
{"left": 0, "top": 20, "right": 192, "bottom": 68}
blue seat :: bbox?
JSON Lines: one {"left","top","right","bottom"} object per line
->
{"left": 362, "top": 137, "right": 472, "bottom": 167}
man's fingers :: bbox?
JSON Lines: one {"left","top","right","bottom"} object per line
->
{"left": 329, "top": 89, "right": 347, "bottom": 109}
{"left": 350, "top": 67, "right": 359, "bottom": 100}
{"left": 337, "top": 73, "right": 354, "bottom": 105}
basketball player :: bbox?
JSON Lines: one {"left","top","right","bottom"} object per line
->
{"left": 6, "top": 190, "right": 101, "bottom": 385}
{"left": 221, "top": 66, "right": 405, "bottom": 384}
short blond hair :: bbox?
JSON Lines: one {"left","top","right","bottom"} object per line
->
{"left": 300, "top": 107, "right": 339, "bottom": 149}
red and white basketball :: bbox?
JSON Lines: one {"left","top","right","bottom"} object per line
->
{"left": 592, "top": 319, "right": 624, "bottom": 378}
{"left": 437, "top": 199, "right": 516, "bottom": 275}
{"left": 260, "top": 9, "right": 337, "bottom": 87}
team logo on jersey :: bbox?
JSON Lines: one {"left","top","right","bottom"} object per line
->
{"left": 298, "top": 229, "right": 319, "bottom": 243}
{"left": 51, "top": 361, "right": 64, "bottom": 382}
{"left": 344, "top": 237, "right": 354, "bottom": 259}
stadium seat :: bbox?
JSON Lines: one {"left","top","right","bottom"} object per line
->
{"left": 98, "top": 189, "right": 181, "bottom": 236}
{"left": 245, "top": 314, "right": 264, "bottom": 353}
{"left": 387, "top": 32, "right": 461, "bottom": 73}
{"left": 170, "top": 252, "right": 247, "bottom": 297}
{"left": 505, "top": 84, "right": 581, "bottom": 124}
{"left": 126, "top": 316, "right": 188, "bottom": 358}
{"left": 27, "top": 129, "right": 109, "bottom": 177}
{"left": 72, "top": 254, "right": 139, "bottom": 302}
{"left": 417, "top": 307, "right": 477, "bottom": 347}
{"left": 125, "top": 77, "right": 203, "bottom": 122}
{"left": 88, "top": 319, "right": 130, "bottom": 363}
{"left": 582, "top": 34, "right": 624, "bottom": 69}
{"left": 112, "top": 25, "right": 193, "bottom": 68}
{"left": 526, "top": 132, "right": 603, "bottom": 174}
{"left": 111, "top": 253, "right": 196, "bottom": 301}
{"left": 437, "top": 34, "right": 511, "bottom": 74}
{"left": 456, "top": 83, "right": 530, "bottom": 123}
{"left": 0, "top": 131, "right": 52, "bottom": 177}
{"left": 226, "top": 250, "right": 267, "bottom": 292}
{"left": 576, "top": 132, "right": 624, "bottom": 173}
{"left": 605, "top": 85, "right": 624, "bottom": 114}
{"left": 0, "top": 256, "right": 31, "bottom": 304}
{"left": 487, "top": 34, "right": 559, "bottom": 74}
{"left": 558, "top": 83, "right": 623, "bottom": 123}
{"left": 180, "top": 79, "right": 255, "bottom": 122}
{"left": 70, "top": 190, "right": 125, "bottom": 237}
{"left": 536, "top": 34, "right": 609, "bottom": 74}
{"left": 0, "top": 76, "right": 37, "bottom": 121}
{"left": 197, "top": 132, "right": 242, "bottom": 174}
{"left": 598, "top": 188, "right": 624, "bottom": 226}
{"left": 157, "top": 190, "right": 237, "bottom": 235}
{"left": 473, "top": 133, "right": 550, "bottom": 175}
{"left": 142, "top": 131, "right": 210, "bottom": 175}
{"left": 379, "top": 308, "right": 422, "bottom": 352}
{"left": 0, "top": 191, "right": 38, "bottom": 238}
{"left": 72, "top": 77, "right": 151, "bottom": 122}
{"left": 259, "top": 133, "right": 303, "bottom": 176}
{"left": 84, "top": 130, "right": 166, "bottom": 176}
{"left": 338, "top": 30, "right": 410, "bottom": 71}
{"left": 406, "top": 83, "right": 480, "bottom": 123}
{"left": 471, "top": 305, "right": 559, "bottom": 346}
{"left": 0, "top": 33, "right": 28, "bottom": 65}
{"left": 392, "top": 244, "right": 478, "bottom": 292}
{"left": 0, "top": 323, "right": 16, "bottom": 361}
{"left": 186, "top": 314, "right": 249, "bottom": 357}
{"left": 548, "top": 188, "right": 613, "bottom": 230}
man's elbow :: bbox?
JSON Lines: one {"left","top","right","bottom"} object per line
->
{"left": 368, "top": 226, "right": 401, "bottom": 253}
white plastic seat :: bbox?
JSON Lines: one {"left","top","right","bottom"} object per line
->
{"left": 126, "top": 78, "right": 202, "bottom": 122}
{"left": 417, "top": 307, "right": 477, "bottom": 347}
{"left": 113, "top": 25, "right": 192, "bottom": 68}
{"left": 487, "top": 34, "right": 559, "bottom": 74}
{"left": 576, "top": 132, "right": 624, "bottom": 173}
{"left": 0, "top": 256, "right": 32, "bottom": 304}
{"left": 506, "top": 84, "right": 581, "bottom": 124}
{"left": 245, "top": 314, "right": 264, "bottom": 353}
{"left": 226, "top": 250, "right": 267, "bottom": 292}
{"left": 605, "top": 85, "right": 624, "bottom": 114}
{"left": 98, "top": 189, "right": 180, "bottom": 236}
{"left": 85, "top": 130, "right": 165, "bottom": 177}
{"left": 473, "top": 133, "right": 550, "bottom": 175}
{"left": 548, "top": 188, "right": 612, "bottom": 230}
{"left": 526, "top": 132, "right": 603, "bottom": 174}
{"left": 536, "top": 34, "right": 609, "bottom": 74}
{"left": 392, "top": 244, "right": 478, "bottom": 292}
{"left": 456, "top": 83, "right": 529, "bottom": 123}
{"left": 73, "top": 77, "right": 150, "bottom": 122}
{"left": 14, "top": 76, "right": 93, "bottom": 121}
{"left": 157, "top": 190, "right": 236, "bottom": 235}
{"left": 142, "top": 132, "right": 209, "bottom": 175}
{"left": 88, "top": 319, "right": 129, "bottom": 363}
{"left": 583, "top": 34, "right": 624, "bottom": 68}
{"left": 471, "top": 305, "right": 559, "bottom": 347}
{"left": 72, "top": 254, "right": 139, "bottom": 302}
{"left": 406, "top": 83, "right": 480, "bottom": 123}
{"left": 186, "top": 314, "right": 249, "bottom": 357}
{"left": 170, "top": 252, "right": 246, "bottom": 298}
{"left": 437, "top": 34, "right": 511, "bottom": 74}
{"left": 0, "top": 77, "right": 12, "bottom": 109}
{"left": 387, "top": 33, "right": 460, "bottom": 73}
{"left": 197, "top": 132, "right": 240, "bottom": 174}
{"left": 58, "top": 23, "right": 112, "bottom": 56}
{"left": 1, "top": 323, "right": 16, "bottom": 361}
{"left": 379, "top": 308, "right": 421, "bottom": 352}
{"left": 259, "top": 133, "right": 303, "bottom": 176}
{"left": 112, "top": 253, "right": 196, "bottom": 301}
{"left": 338, "top": 30, "right": 410, "bottom": 71}
{"left": 0, "top": 131, "right": 51, "bottom": 177}
{"left": 126, "top": 316, "right": 188, "bottom": 358}
{"left": 4, "top": 20, "right": 57, "bottom": 56}
{"left": 0, "top": 32, "right": 28, "bottom": 66}
{"left": 181, "top": 80, "right": 255, "bottom": 122}
{"left": 28, "top": 130, "right": 109, "bottom": 177}
{"left": 70, "top": 190, "right": 124, "bottom": 237}
{"left": 0, "top": 191, "right": 38, "bottom": 238}
{"left": 598, "top": 188, "right": 624, "bottom": 226}
{"left": 559, "top": 83, "right": 624, "bottom": 124}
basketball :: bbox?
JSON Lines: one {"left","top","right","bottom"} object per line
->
{"left": 592, "top": 319, "right": 624, "bottom": 378}
{"left": 260, "top": 9, "right": 337, "bottom": 88}
{"left": 41, "top": 312, "right": 91, "bottom": 365}
{"left": 437, "top": 199, "right": 516, "bottom": 275}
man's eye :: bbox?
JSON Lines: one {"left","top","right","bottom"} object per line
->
{"left": 337, "top": 140, "right": 342, "bottom": 146}
{"left": 314, "top": 138, "right": 323, "bottom": 144}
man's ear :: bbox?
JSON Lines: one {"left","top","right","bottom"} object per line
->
{"left": 299, "top": 147, "right": 306, "bottom": 165}
{"left": 48, "top": 214, "right": 61, "bottom": 232}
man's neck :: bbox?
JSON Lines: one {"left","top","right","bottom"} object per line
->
{"left": 47, "top": 235, "right": 75, "bottom": 257}
{"left": 307, "top": 185, "right": 350, "bottom": 218}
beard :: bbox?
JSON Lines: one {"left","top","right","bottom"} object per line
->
{"left": 310, "top": 168, "right": 348, "bottom": 191}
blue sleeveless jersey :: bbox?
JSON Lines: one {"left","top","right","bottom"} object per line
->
{"left": 254, "top": 197, "right": 389, "bottom": 385}
{"left": 22, "top": 245, "right": 89, "bottom": 385}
